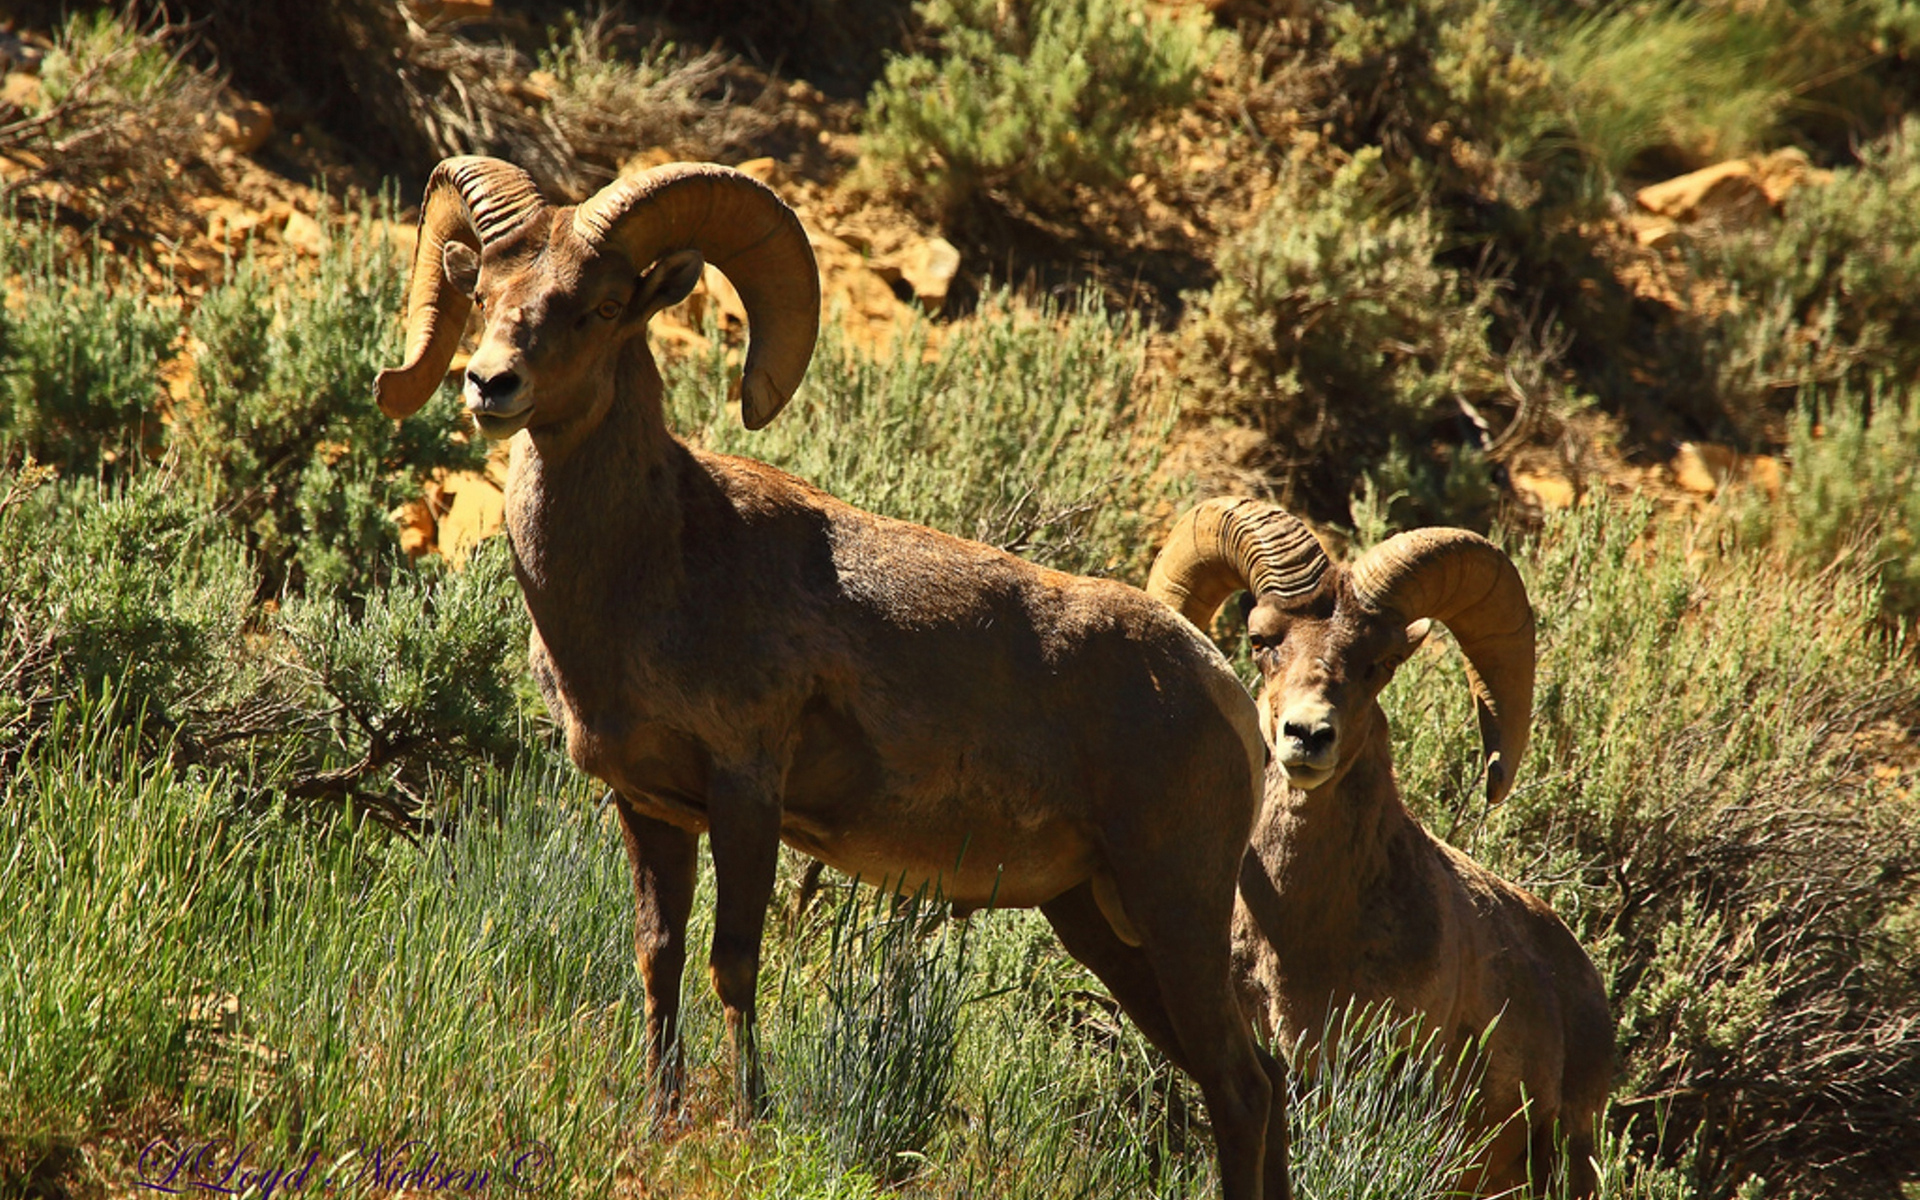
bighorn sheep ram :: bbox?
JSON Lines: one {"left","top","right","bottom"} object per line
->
{"left": 373, "top": 158, "right": 1291, "bottom": 1200}
{"left": 1147, "top": 498, "right": 1614, "bottom": 1197}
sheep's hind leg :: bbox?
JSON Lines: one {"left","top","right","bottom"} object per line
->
{"left": 1043, "top": 882, "right": 1291, "bottom": 1200}
{"left": 1125, "top": 869, "right": 1289, "bottom": 1200}
{"left": 1041, "top": 882, "right": 1192, "bottom": 1070}
{"left": 703, "top": 769, "right": 784, "bottom": 1123}
{"left": 609, "top": 791, "right": 699, "bottom": 1120}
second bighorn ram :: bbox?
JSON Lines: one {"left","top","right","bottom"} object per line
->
{"left": 1148, "top": 498, "right": 1614, "bottom": 1197}
{"left": 374, "top": 158, "right": 1291, "bottom": 1200}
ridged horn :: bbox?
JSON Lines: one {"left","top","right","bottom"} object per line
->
{"left": 1349, "top": 530, "right": 1535, "bottom": 805}
{"left": 573, "top": 163, "right": 820, "bottom": 429}
{"left": 374, "top": 156, "right": 546, "bottom": 418}
{"left": 1146, "top": 498, "right": 1330, "bottom": 632}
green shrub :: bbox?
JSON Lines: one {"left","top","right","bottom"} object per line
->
{"left": 1774, "top": 383, "right": 1920, "bottom": 625}
{"left": 0, "top": 462, "right": 526, "bottom": 832}
{"left": 1719, "top": 380, "right": 1920, "bottom": 628}
{"left": 271, "top": 539, "right": 529, "bottom": 829}
{"left": 0, "top": 466, "right": 253, "bottom": 762}
{"left": 1700, "top": 119, "right": 1920, "bottom": 421}
{"left": 670, "top": 288, "right": 1178, "bottom": 580}
{"left": 173, "top": 208, "right": 483, "bottom": 597}
{"left": 862, "top": 0, "right": 1216, "bottom": 219}
{"left": 1171, "top": 148, "right": 1514, "bottom": 527}
{"left": 0, "top": 222, "right": 178, "bottom": 476}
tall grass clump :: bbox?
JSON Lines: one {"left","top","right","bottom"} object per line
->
{"left": 668, "top": 288, "right": 1177, "bottom": 579}
{"left": 1381, "top": 500, "right": 1920, "bottom": 1199}
{"left": 770, "top": 882, "right": 972, "bottom": 1183}
{"left": 1547, "top": 2, "right": 1800, "bottom": 180}
{"left": 862, "top": 0, "right": 1217, "bottom": 220}
{"left": 0, "top": 695, "right": 229, "bottom": 1183}
{"left": 1286, "top": 1004, "right": 1497, "bottom": 1200}
{"left": 1, "top": 693, "right": 657, "bottom": 1196}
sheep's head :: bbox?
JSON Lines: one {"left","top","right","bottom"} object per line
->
{"left": 1147, "top": 499, "right": 1535, "bottom": 804}
{"left": 373, "top": 157, "right": 820, "bottom": 439}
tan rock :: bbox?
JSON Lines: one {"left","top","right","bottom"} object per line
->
{"left": 735, "top": 157, "right": 780, "bottom": 185}
{"left": 893, "top": 235, "right": 961, "bottom": 309}
{"left": 212, "top": 97, "right": 274, "bottom": 156}
{"left": 1636, "top": 161, "right": 1772, "bottom": 228}
{"left": 618, "top": 147, "right": 677, "bottom": 177}
{"left": 392, "top": 498, "right": 437, "bottom": 558}
{"left": 1631, "top": 214, "right": 1682, "bottom": 250}
{"left": 808, "top": 227, "right": 918, "bottom": 349}
{"left": 1511, "top": 469, "right": 1578, "bottom": 510}
{"left": 2, "top": 71, "right": 41, "bottom": 111}
{"left": 280, "top": 209, "right": 327, "bottom": 257}
{"left": 1756, "top": 147, "right": 1833, "bottom": 205}
{"left": 435, "top": 469, "right": 506, "bottom": 563}
{"left": 1671, "top": 442, "right": 1742, "bottom": 495}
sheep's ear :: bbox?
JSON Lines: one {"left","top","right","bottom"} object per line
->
{"left": 631, "top": 249, "right": 705, "bottom": 322}
{"left": 443, "top": 241, "right": 480, "bottom": 298}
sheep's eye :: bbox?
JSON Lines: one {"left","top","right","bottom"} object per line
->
{"left": 595, "top": 299, "right": 623, "bottom": 320}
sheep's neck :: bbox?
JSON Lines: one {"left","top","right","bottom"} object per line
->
{"left": 505, "top": 345, "right": 688, "bottom": 679}
{"left": 1258, "top": 710, "right": 1416, "bottom": 951}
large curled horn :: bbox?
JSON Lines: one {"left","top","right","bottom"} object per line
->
{"left": 374, "top": 156, "right": 546, "bottom": 419}
{"left": 573, "top": 163, "right": 820, "bottom": 429}
{"left": 1349, "top": 530, "right": 1535, "bottom": 805}
{"left": 1146, "top": 497, "right": 1330, "bottom": 632}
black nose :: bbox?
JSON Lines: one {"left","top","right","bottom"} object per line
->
{"left": 1282, "top": 719, "right": 1335, "bottom": 754}
{"left": 468, "top": 367, "right": 521, "bottom": 405}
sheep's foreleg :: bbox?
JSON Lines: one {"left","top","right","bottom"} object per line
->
{"left": 704, "top": 768, "right": 784, "bottom": 1123}
{"left": 610, "top": 791, "right": 699, "bottom": 1120}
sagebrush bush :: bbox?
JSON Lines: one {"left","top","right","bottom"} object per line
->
{"left": 0, "top": 9, "right": 219, "bottom": 225}
{"left": 1719, "top": 381, "right": 1920, "bottom": 628}
{"left": 862, "top": 0, "right": 1216, "bottom": 219}
{"left": 670, "top": 288, "right": 1179, "bottom": 580}
{"left": 1171, "top": 148, "right": 1510, "bottom": 526}
{"left": 1700, "top": 119, "right": 1920, "bottom": 422}
{"left": 173, "top": 208, "right": 483, "bottom": 597}
{"left": 0, "top": 221, "right": 178, "bottom": 476}
{"left": 0, "top": 466, "right": 253, "bottom": 763}
{"left": 537, "top": 13, "right": 768, "bottom": 189}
